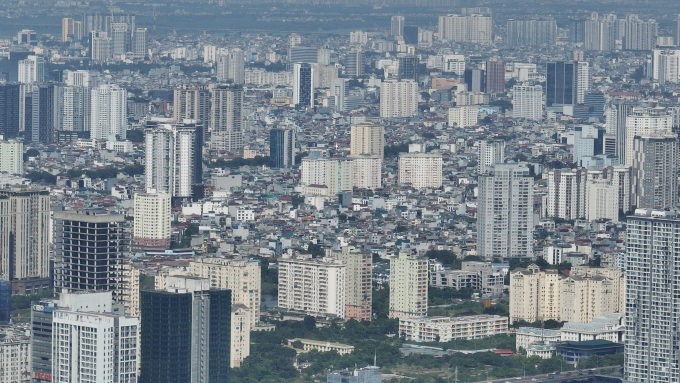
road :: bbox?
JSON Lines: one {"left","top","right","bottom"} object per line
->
{"left": 479, "top": 365, "right": 623, "bottom": 383}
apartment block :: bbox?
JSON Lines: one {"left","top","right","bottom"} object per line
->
{"left": 389, "top": 252, "right": 428, "bottom": 319}
{"left": 334, "top": 246, "right": 372, "bottom": 321}
{"left": 430, "top": 261, "right": 505, "bottom": 297}
{"left": 350, "top": 122, "right": 384, "bottom": 158}
{"left": 399, "top": 315, "right": 508, "bottom": 342}
{"left": 133, "top": 190, "right": 172, "bottom": 250}
{"left": 398, "top": 153, "right": 443, "bottom": 189}
{"left": 0, "top": 140, "right": 23, "bottom": 175}
{"left": 448, "top": 105, "right": 478, "bottom": 128}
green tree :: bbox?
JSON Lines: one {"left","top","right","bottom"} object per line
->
{"left": 23, "top": 148, "right": 40, "bottom": 162}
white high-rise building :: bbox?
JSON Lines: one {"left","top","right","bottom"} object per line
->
{"left": 133, "top": 191, "right": 171, "bottom": 250}
{"left": 90, "top": 31, "right": 111, "bottom": 62}
{"left": 438, "top": 14, "right": 492, "bottom": 44}
{"left": 380, "top": 79, "right": 418, "bottom": 118}
{"left": 293, "top": 63, "right": 314, "bottom": 108}
{"left": 349, "top": 154, "right": 382, "bottom": 190}
{"left": 90, "top": 84, "right": 127, "bottom": 140}
{"left": 632, "top": 134, "right": 678, "bottom": 209}
{"left": 441, "top": 54, "right": 466, "bottom": 74}
{"left": 56, "top": 86, "right": 90, "bottom": 133}
{"left": 228, "top": 49, "right": 245, "bottom": 85}
{"left": 398, "top": 153, "right": 443, "bottom": 189}
{"left": 63, "top": 70, "right": 100, "bottom": 87}
{"left": 330, "top": 78, "right": 348, "bottom": 112}
{"left": 132, "top": 27, "right": 147, "bottom": 58}
{"left": 278, "top": 255, "right": 346, "bottom": 318}
{"left": 575, "top": 61, "right": 590, "bottom": 104}
{"left": 211, "top": 85, "right": 243, "bottom": 152}
{"left": 512, "top": 85, "right": 543, "bottom": 120}
{"left": 300, "top": 157, "right": 328, "bottom": 186}
{"left": 391, "top": 16, "right": 405, "bottom": 38}
{"left": 17, "top": 55, "right": 44, "bottom": 83}
{"left": 478, "top": 139, "right": 505, "bottom": 174}
{"left": 625, "top": 209, "right": 680, "bottom": 383}
{"left": 585, "top": 179, "right": 619, "bottom": 222}
{"left": 299, "top": 157, "right": 353, "bottom": 194}
{"left": 624, "top": 107, "right": 673, "bottom": 165}
{"left": 0, "top": 140, "right": 23, "bottom": 175}
{"left": 652, "top": 48, "right": 680, "bottom": 84}
{"left": 478, "top": 164, "right": 534, "bottom": 261}
{"left": 546, "top": 168, "right": 587, "bottom": 220}
{"left": 52, "top": 307, "right": 138, "bottom": 383}
{"left": 389, "top": 252, "right": 428, "bottom": 319}
{"left": 448, "top": 105, "right": 478, "bottom": 127}
{"left": 350, "top": 122, "right": 384, "bottom": 158}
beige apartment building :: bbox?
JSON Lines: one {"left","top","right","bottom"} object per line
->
{"left": 333, "top": 246, "right": 372, "bottom": 321}
{"left": 389, "top": 252, "right": 428, "bottom": 319}
{"left": 510, "top": 264, "right": 624, "bottom": 324}
{"left": 231, "top": 304, "right": 251, "bottom": 368}
{"left": 350, "top": 122, "right": 384, "bottom": 158}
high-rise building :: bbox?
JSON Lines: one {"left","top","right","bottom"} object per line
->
{"left": 211, "top": 85, "right": 243, "bottom": 152}
{"left": 448, "top": 105, "right": 478, "bottom": 128}
{"left": 546, "top": 61, "right": 575, "bottom": 107}
{"left": 585, "top": 179, "right": 619, "bottom": 222}
{"left": 349, "top": 154, "right": 382, "bottom": 190}
{"left": 90, "top": 30, "right": 111, "bottom": 61}
{"left": 110, "top": 22, "right": 130, "bottom": 56}
{"left": 31, "top": 83, "right": 59, "bottom": 144}
{"left": 625, "top": 209, "right": 680, "bottom": 383}
{"left": 478, "top": 139, "right": 505, "bottom": 174}
{"left": 52, "top": 299, "right": 139, "bottom": 383}
{"left": 438, "top": 14, "right": 492, "bottom": 44}
{"left": 293, "top": 63, "right": 314, "bottom": 108}
{"left": 624, "top": 107, "right": 673, "bottom": 166}
{"left": 63, "top": 69, "right": 100, "bottom": 87}
{"left": 380, "top": 79, "right": 418, "bottom": 118}
{"left": 398, "top": 153, "right": 443, "bottom": 189}
{"left": 62, "top": 17, "right": 75, "bottom": 42}
{"left": 512, "top": 84, "right": 543, "bottom": 120}
{"left": 389, "top": 252, "right": 427, "bottom": 319}
{"left": 132, "top": 27, "right": 147, "bottom": 58}
{"left": 345, "top": 50, "right": 363, "bottom": 77}
{"left": 278, "top": 255, "right": 346, "bottom": 318}
{"left": 397, "top": 55, "right": 417, "bottom": 81}
{"left": 632, "top": 134, "right": 678, "bottom": 209}
{"left": 133, "top": 191, "right": 171, "bottom": 250}
{"left": 56, "top": 85, "right": 90, "bottom": 134}
{"left": 441, "top": 54, "right": 465, "bottom": 74}
{"left": 506, "top": 19, "right": 557, "bottom": 47}
{"left": 0, "top": 84, "right": 21, "bottom": 138}
{"left": 0, "top": 188, "right": 50, "bottom": 283}
{"left": 676, "top": 14, "right": 680, "bottom": 47}
{"left": 571, "top": 19, "right": 587, "bottom": 43}
{"left": 652, "top": 48, "right": 680, "bottom": 85}
{"left": 90, "top": 84, "right": 127, "bottom": 140}
{"left": 403, "top": 26, "right": 419, "bottom": 45}
{"left": 18, "top": 55, "right": 44, "bottom": 84}
{"left": 287, "top": 46, "right": 317, "bottom": 63}
{"left": 391, "top": 16, "right": 405, "bottom": 38}
{"left": 0, "top": 140, "right": 23, "bottom": 175}
{"left": 477, "top": 164, "right": 534, "bottom": 261}
{"left": 53, "top": 210, "right": 134, "bottom": 314}
{"left": 269, "top": 128, "right": 295, "bottom": 168}
{"left": 464, "top": 68, "right": 486, "bottom": 92}
{"left": 350, "top": 122, "right": 384, "bottom": 158}
{"left": 334, "top": 246, "right": 372, "bottom": 321}
{"left": 485, "top": 61, "right": 505, "bottom": 93}
{"left": 330, "top": 78, "right": 347, "bottom": 112}
{"left": 574, "top": 61, "right": 590, "bottom": 104}
{"left": 140, "top": 276, "right": 231, "bottom": 383}
{"left": 606, "top": 100, "right": 636, "bottom": 159}
{"left": 173, "top": 84, "right": 210, "bottom": 140}
{"left": 228, "top": 49, "right": 245, "bottom": 85}
{"left": 145, "top": 119, "right": 202, "bottom": 199}
{"left": 623, "top": 14, "right": 658, "bottom": 51}
{"left": 546, "top": 168, "right": 587, "bottom": 220}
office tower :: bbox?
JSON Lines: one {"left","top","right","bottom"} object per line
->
{"left": 573, "top": 125, "right": 605, "bottom": 166}
{"left": 217, "top": 49, "right": 245, "bottom": 84}
{"left": 397, "top": 55, "right": 417, "bottom": 81}
{"left": 293, "top": 63, "right": 314, "bottom": 108}
{"left": 349, "top": 154, "right": 382, "bottom": 190}
{"left": 140, "top": 276, "right": 231, "bottom": 383}
{"left": 0, "top": 84, "right": 20, "bottom": 138}
{"left": 506, "top": 19, "right": 557, "bottom": 47}
{"left": 56, "top": 85, "right": 91, "bottom": 133}
{"left": 478, "top": 139, "right": 505, "bottom": 174}
{"left": 278, "top": 255, "right": 346, "bottom": 318}
{"left": 90, "top": 84, "right": 127, "bottom": 140}
{"left": 477, "top": 164, "right": 534, "bottom": 261}
{"left": 350, "top": 122, "right": 384, "bottom": 158}
{"left": 269, "top": 128, "right": 295, "bottom": 168}
{"left": 91, "top": 30, "right": 111, "bottom": 61}
{"left": 110, "top": 22, "right": 130, "bottom": 56}
{"left": 64, "top": 69, "right": 100, "bottom": 87}
{"left": 133, "top": 191, "right": 171, "bottom": 250}
{"left": 389, "top": 252, "right": 427, "bottom": 319}
{"left": 398, "top": 153, "right": 443, "bottom": 189}
{"left": 53, "top": 302, "right": 138, "bottom": 383}
{"left": 31, "top": 83, "right": 59, "bottom": 144}
{"left": 485, "top": 61, "right": 505, "bottom": 93}
{"left": 133, "top": 27, "right": 147, "bottom": 58}
{"left": 624, "top": 209, "right": 680, "bottom": 383}
{"left": 574, "top": 61, "right": 590, "bottom": 104}
{"left": 145, "top": 120, "right": 201, "bottom": 199}
{"left": 335, "top": 246, "right": 372, "bottom": 321}
{"left": 0, "top": 188, "right": 50, "bottom": 284}
{"left": 464, "top": 68, "right": 486, "bottom": 92}
{"left": 345, "top": 50, "right": 363, "bottom": 77}
{"left": 380, "top": 79, "right": 418, "bottom": 118}
{"left": 81, "top": 14, "right": 135, "bottom": 36}
{"left": 403, "top": 26, "right": 418, "bottom": 45}
{"left": 584, "top": 91, "right": 605, "bottom": 118}
{"left": 448, "top": 105, "right": 478, "bottom": 128}
{"left": 623, "top": 14, "right": 658, "bottom": 51}
{"left": 18, "top": 55, "right": 44, "bottom": 83}
{"left": 16, "top": 29, "right": 37, "bottom": 45}
{"left": 0, "top": 140, "right": 23, "bottom": 174}
{"left": 441, "top": 54, "right": 465, "bottom": 74}
{"left": 438, "top": 14, "right": 492, "bottom": 44}
{"left": 173, "top": 84, "right": 210, "bottom": 138}
{"left": 330, "top": 78, "right": 348, "bottom": 112}
{"left": 62, "top": 17, "right": 74, "bottom": 42}
{"left": 287, "top": 46, "right": 317, "bottom": 63}
{"left": 546, "top": 169, "right": 587, "bottom": 220}
{"left": 546, "top": 61, "right": 575, "bottom": 106}
{"left": 211, "top": 85, "right": 243, "bottom": 152}
{"left": 624, "top": 107, "right": 673, "bottom": 166}
{"left": 53, "top": 210, "right": 133, "bottom": 313}
{"left": 606, "top": 100, "right": 636, "bottom": 159}
{"left": 391, "top": 15, "right": 405, "bottom": 38}
{"left": 512, "top": 85, "right": 543, "bottom": 120}
{"left": 571, "top": 19, "right": 586, "bottom": 43}
{"left": 632, "top": 134, "right": 678, "bottom": 209}
{"left": 652, "top": 48, "right": 680, "bottom": 85}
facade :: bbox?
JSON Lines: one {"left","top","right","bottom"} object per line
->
{"left": 561, "top": 313, "right": 625, "bottom": 343}
{"left": 380, "top": 80, "right": 418, "bottom": 118}
{"left": 31, "top": 83, "right": 58, "bottom": 144}
{"left": 0, "top": 140, "right": 23, "bottom": 174}
{"left": 0, "top": 188, "right": 50, "bottom": 283}
{"left": 585, "top": 179, "right": 619, "bottom": 222}
{"left": 334, "top": 246, "right": 372, "bottom": 321}
{"left": 546, "top": 61, "right": 575, "bottom": 106}
{"left": 90, "top": 31, "right": 111, "bottom": 61}
{"left": 56, "top": 85, "right": 91, "bottom": 133}
{"left": 350, "top": 122, "right": 384, "bottom": 158}
{"left": 485, "top": 61, "right": 505, "bottom": 93}
{"left": 512, "top": 85, "right": 543, "bottom": 120}
{"left": 624, "top": 107, "right": 672, "bottom": 166}
{"left": 173, "top": 84, "right": 210, "bottom": 133}
{"left": 140, "top": 276, "right": 231, "bottom": 383}
{"left": 269, "top": 128, "right": 296, "bottom": 168}
{"left": 398, "top": 153, "right": 443, "bottom": 189}
{"left": 278, "top": 255, "right": 346, "bottom": 318}
{"left": 575, "top": 61, "right": 590, "bottom": 104}
{"left": 389, "top": 252, "right": 428, "bottom": 319}
{"left": 652, "top": 48, "right": 680, "bottom": 85}
{"left": 132, "top": 28, "right": 147, "bottom": 57}
{"left": 506, "top": 19, "right": 557, "bottom": 47}
{"left": 438, "top": 14, "right": 492, "bottom": 44}
{"left": 0, "top": 84, "right": 21, "bottom": 138}
{"left": 397, "top": 55, "right": 417, "bottom": 81}
{"left": 546, "top": 168, "right": 587, "bottom": 220}
{"left": 0, "top": 324, "right": 30, "bottom": 383}
{"left": 477, "top": 164, "right": 534, "bottom": 261}
{"left": 345, "top": 51, "right": 363, "bottom": 77}
{"left": 90, "top": 84, "right": 127, "bottom": 140}
{"left": 391, "top": 15, "right": 404, "bottom": 38}
{"left": 399, "top": 315, "right": 509, "bottom": 342}
{"left": 289, "top": 338, "right": 354, "bottom": 355}
{"left": 631, "top": 134, "right": 678, "bottom": 209}
{"left": 133, "top": 191, "right": 172, "bottom": 250}
{"left": 293, "top": 63, "right": 314, "bottom": 108}
{"left": 516, "top": 328, "right": 562, "bottom": 351}
{"left": 477, "top": 139, "right": 505, "bottom": 174}
{"left": 18, "top": 55, "right": 44, "bottom": 84}
{"left": 349, "top": 154, "right": 382, "bottom": 190}
{"left": 230, "top": 304, "right": 250, "bottom": 368}
{"left": 448, "top": 105, "right": 478, "bottom": 128}
{"left": 429, "top": 261, "right": 505, "bottom": 297}
{"left": 325, "top": 158, "right": 354, "bottom": 195}
{"left": 211, "top": 85, "right": 243, "bottom": 152}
